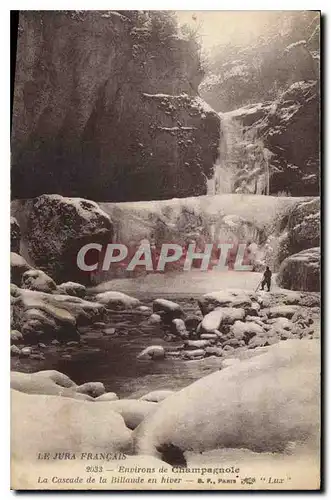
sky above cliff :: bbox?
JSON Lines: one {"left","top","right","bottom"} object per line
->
{"left": 176, "top": 11, "right": 291, "bottom": 50}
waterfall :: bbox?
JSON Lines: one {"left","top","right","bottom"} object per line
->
{"left": 208, "top": 111, "right": 271, "bottom": 195}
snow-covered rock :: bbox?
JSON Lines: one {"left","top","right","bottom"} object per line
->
{"left": 147, "top": 313, "right": 162, "bottom": 324}
{"left": 11, "top": 330, "right": 23, "bottom": 343}
{"left": 171, "top": 318, "right": 188, "bottom": 338}
{"left": 277, "top": 247, "right": 320, "bottom": 292}
{"left": 96, "top": 399, "right": 157, "bottom": 429}
{"left": 95, "top": 392, "right": 119, "bottom": 402}
{"left": 57, "top": 281, "right": 87, "bottom": 298}
{"left": 200, "top": 309, "right": 223, "bottom": 332}
{"left": 230, "top": 320, "right": 265, "bottom": 341}
{"left": 21, "top": 269, "right": 57, "bottom": 293}
{"left": 11, "top": 287, "right": 104, "bottom": 343}
{"left": 199, "top": 291, "right": 252, "bottom": 315}
{"left": 133, "top": 340, "right": 319, "bottom": 462}
{"left": 12, "top": 194, "right": 113, "bottom": 284}
{"left": 268, "top": 305, "right": 300, "bottom": 319}
{"left": 153, "top": 299, "right": 184, "bottom": 322}
{"left": 268, "top": 317, "right": 293, "bottom": 330}
{"left": 11, "top": 389, "right": 132, "bottom": 461}
{"left": 10, "top": 371, "right": 95, "bottom": 399}
{"left": 11, "top": 252, "right": 32, "bottom": 286}
{"left": 140, "top": 390, "right": 175, "bottom": 403}
{"left": 76, "top": 382, "right": 105, "bottom": 398}
{"left": 137, "top": 345, "right": 165, "bottom": 360}
{"left": 185, "top": 339, "right": 210, "bottom": 349}
{"left": 95, "top": 291, "right": 140, "bottom": 309}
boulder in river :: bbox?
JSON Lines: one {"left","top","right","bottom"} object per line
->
{"left": 11, "top": 287, "right": 104, "bottom": 343}
{"left": 230, "top": 320, "right": 265, "bottom": 342}
{"left": 171, "top": 318, "right": 188, "bottom": 338}
{"left": 153, "top": 299, "right": 184, "bottom": 323}
{"left": 95, "top": 291, "right": 140, "bottom": 309}
{"left": 199, "top": 291, "right": 252, "bottom": 315}
{"left": 268, "top": 305, "right": 300, "bottom": 319}
{"left": 57, "top": 281, "right": 87, "bottom": 298}
{"left": 133, "top": 340, "right": 319, "bottom": 463}
{"left": 147, "top": 313, "right": 162, "bottom": 325}
{"left": 137, "top": 345, "right": 166, "bottom": 361}
{"left": 11, "top": 287, "right": 78, "bottom": 343}
{"left": 200, "top": 309, "right": 223, "bottom": 333}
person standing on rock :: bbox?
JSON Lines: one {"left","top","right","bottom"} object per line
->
{"left": 261, "top": 266, "right": 272, "bottom": 292}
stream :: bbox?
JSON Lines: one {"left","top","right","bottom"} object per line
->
{"left": 12, "top": 271, "right": 279, "bottom": 398}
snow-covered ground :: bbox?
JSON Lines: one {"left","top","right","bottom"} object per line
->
{"left": 90, "top": 269, "right": 280, "bottom": 297}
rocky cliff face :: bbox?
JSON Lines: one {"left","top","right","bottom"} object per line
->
{"left": 11, "top": 11, "right": 220, "bottom": 201}
{"left": 224, "top": 80, "right": 319, "bottom": 196}
{"left": 200, "top": 11, "right": 320, "bottom": 197}
{"left": 200, "top": 12, "right": 319, "bottom": 113}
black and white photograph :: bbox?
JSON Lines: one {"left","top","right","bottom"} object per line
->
{"left": 9, "top": 9, "right": 321, "bottom": 490}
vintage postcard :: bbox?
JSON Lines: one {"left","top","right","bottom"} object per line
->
{"left": 10, "top": 10, "right": 320, "bottom": 490}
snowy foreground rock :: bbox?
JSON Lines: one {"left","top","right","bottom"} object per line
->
{"left": 11, "top": 389, "right": 132, "bottom": 461}
{"left": 133, "top": 340, "right": 320, "bottom": 463}
{"left": 11, "top": 339, "right": 319, "bottom": 476}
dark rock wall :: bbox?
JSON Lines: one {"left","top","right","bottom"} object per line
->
{"left": 11, "top": 11, "right": 220, "bottom": 201}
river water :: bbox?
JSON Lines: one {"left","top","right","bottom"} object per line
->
{"left": 12, "top": 271, "right": 278, "bottom": 398}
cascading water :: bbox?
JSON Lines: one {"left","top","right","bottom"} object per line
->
{"left": 208, "top": 111, "right": 272, "bottom": 196}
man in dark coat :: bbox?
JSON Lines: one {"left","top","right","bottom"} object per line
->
{"left": 261, "top": 266, "right": 272, "bottom": 292}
